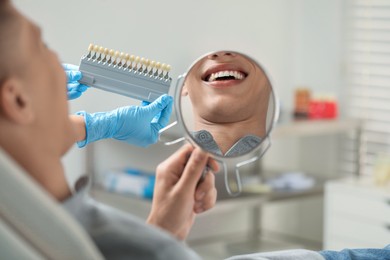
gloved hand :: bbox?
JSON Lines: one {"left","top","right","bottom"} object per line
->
{"left": 63, "top": 63, "right": 89, "bottom": 100}
{"left": 76, "top": 94, "right": 173, "bottom": 148}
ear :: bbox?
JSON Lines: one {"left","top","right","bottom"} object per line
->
{"left": 181, "top": 84, "right": 188, "bottom": 96}
{"left": 0, "top": 78, "right": 34, "bottom": 124}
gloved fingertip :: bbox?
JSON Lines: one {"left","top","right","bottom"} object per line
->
{"left": 156, "top": 94, "right": 173, "bottom": 107}
{"left": 163, "top": 94, "right": 173, "bottom": 105}
{"left": 156, "top": 102, "right": 173, "bottom": 128}
{"left": 78, "top": 84, "right": 88, "bottom": 92}
{"left": 141, "top": 101, "right": 150, "bottom": 107}
{"left": 66, "top": 71, "right": 82, "bottom": 82}
{"left": 63, "top": 63, "right": 80, "bottom": 71}
{"left": 72, "top": 71, "right": 83, "bottom": 81}
{"left": 62, "top": 63, "right": 70, "bottom": 70}
{"left": 67, "top": 91, "right": 82, "bottom": 100}
{"left": 67, "top": 82, "right": 78, "bottom": 89}
{"left": 160, "top": 93, "right": 170, "bottom": 100}
{"left": 142, "top": 94, "right": 173, "bottom": 115}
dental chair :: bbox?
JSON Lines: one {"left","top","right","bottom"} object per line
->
{"left": 0, "top": 147, "right": 103, "bottom": 260}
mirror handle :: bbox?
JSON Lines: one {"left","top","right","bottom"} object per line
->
{"left": 257, "top": 137, "right": 271, "bottom": 159}
{"left": 159, "top": 73, "right": 188, "bottom": 146}
{"left": 158, "top": 121, "right": 186, "bottom": 145}
{"left": 223, "top": 162, "right": 237, "bottom": 196}
{"left": 163, "top": 137, "right": 186, "bottom": 146}
{"left": 223, "top": 162, "right": 242, "bottom": 197}
{"left": 225, "top": 138, "right": 272, "bottom": 197}
{"left": 228, "top": 156, "right": 259, "bottom": 197}
{"left": 159, "top": 120, "right": 178, "bottom": 134}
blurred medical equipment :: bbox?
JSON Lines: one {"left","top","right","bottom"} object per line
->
{"left": 308, "top": 96, "right": 338, "bottom": 120}
{"left": 78, "top": 44, "right": 172, "bottom": 102}
{"left": 373, "top": 153, "right": 390, "bottom": 186}
{"left": 0, "top": 147, "right": 103, "bottom": 259}
{"left": 293, "top": 88, "right": 338, "bottom": 120}
{"left": 265, "top": 172, "right": 315, "bottom": 191}
{"left": 293, "top": 88, "right": 311, "bottom": 119}
{"left": 102, "top": 168, "right": 155, "bottom": 199}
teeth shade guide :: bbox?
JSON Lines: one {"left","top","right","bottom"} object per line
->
{"left": 102, "top": 48, "right": 109, "bottom": 62}
{"left": 97, "top": 46, "right": 104, "bottom": 61}
{"left": 91, "top": 45, "right": 99, "bottom": 59}
{"left": 154, "top": 62, "right": 161, "bottom": 77}
{"left": 82, "top": 44, "right": 172, "bottom": 79}
{"left": 87, "top": 43, "right": 94, "bottom": 58}
{"left": 108, "top": 49, "right": 114, "bottom": 63}
{"left": 78, "top": 44, "right": 172, "bottom": 102}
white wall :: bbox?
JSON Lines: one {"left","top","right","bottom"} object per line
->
{"left": 13, "top": 0, "right": 344, "bottom": 178}
{"left": 13, "top": 0, "right": 345, "bottom": 245}
{"left": 13, "top": 0, "right": 294, "bottom": 180}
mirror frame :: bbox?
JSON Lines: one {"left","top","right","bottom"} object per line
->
{"left": 173, "top": 50, "right": 280, "bottom": 196}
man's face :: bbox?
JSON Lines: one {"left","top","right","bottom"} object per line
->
{"left": 183, "top": 52, "right": 271, "bottom": 125}
{"left": 13, "top": 10, "right": 75, "bottom": 156}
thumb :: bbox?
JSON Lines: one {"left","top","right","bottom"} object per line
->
{"left": 141, "top": 101, "right": 150, "bottom": 107}
{"left": 62, "top": 63, "right": 80, "bottom": 71}
{"left": 67, "top": 90, "right": 82, "bottom": 100}
{"left": 66, "top": 70, "right": 82, "bottom": 82}
{"left": 155, "top": 100, "right": 173, "bottom": 128}
{"left": 142, "top": 94, "right": 172, "bottom": 118}
{"left": 177, "top": 148, "right": 208, "bottom": 192}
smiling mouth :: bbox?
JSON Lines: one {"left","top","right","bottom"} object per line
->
{"left": 204, "top": 70, "right": 247, "bottom": 82}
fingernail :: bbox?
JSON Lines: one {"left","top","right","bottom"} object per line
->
{"left": 196, "top": 191, "right": 205, "bottom": 201}
{"left": 193, "top": 149, "right": 206, "bottom": 161}
{"left": 195, "top": 202, "right": 203, "bottom": 208}
{"left": 195, "top": 207, "right": 204, "bottom": 214}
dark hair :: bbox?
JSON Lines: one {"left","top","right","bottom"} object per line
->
{"left": 0, "top": 0, "right": 9, "bottom": 8}
{"left": 0, "top": 0, "right": 17, "bottom": 84}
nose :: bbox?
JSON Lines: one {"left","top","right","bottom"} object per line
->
{"left": 207, "top": 51, "right": 236, "bottom": 60}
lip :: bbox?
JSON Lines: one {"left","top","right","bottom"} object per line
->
{"left": 201, "top": 64, "right": 248, "bottom": 82}
{"left": 202, "top": 64, "right": 248, "bottom": 81}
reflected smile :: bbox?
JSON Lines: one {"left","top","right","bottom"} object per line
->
{"left": 205, "top": 70, "right": 246, "bottom": 82}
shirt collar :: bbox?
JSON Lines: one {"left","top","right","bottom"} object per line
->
{"left": 191, "top": 130, "right": 262, "bottom": 157}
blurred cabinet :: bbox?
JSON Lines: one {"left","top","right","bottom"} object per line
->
{"left": 273, "top": 118, "right": 360, "bottom": 138}
{"left": 255, "top": 118, "right": 362, "bottom": 246}
{"left": 261, "top": 117, "right": 362, "bottom": 189}
{"left": 324, "top": 177, "right": 390, "bottom": 250}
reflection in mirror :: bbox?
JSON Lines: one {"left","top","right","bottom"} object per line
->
{"left": 179, "top": 51, "right": 275, "bottom": 158}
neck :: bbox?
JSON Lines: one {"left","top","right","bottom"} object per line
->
{"left": 194, "top": 117, "right": 266, "bottom": 154}
{"left": 0, "top": 127, "right": 71, "bottom": 201}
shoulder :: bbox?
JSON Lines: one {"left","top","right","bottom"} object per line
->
{"left": 63, "top": 190, "right": 200, "bottom": 260}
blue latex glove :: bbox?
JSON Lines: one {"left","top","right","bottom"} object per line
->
{"left": 76, "top": 94, "right": 173, "bottom": 148}
{"left": 63, "top": 63, "right": 89, "bottom": 100}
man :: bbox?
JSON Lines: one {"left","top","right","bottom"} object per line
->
{"left": 0, "top": 0, "right": 217, "bottom": 259}
{"left": 182, "top": 51, "right": 271, "bottom": 157}
{"left": 1, "top": 0, "right": 389, "bottom": 259}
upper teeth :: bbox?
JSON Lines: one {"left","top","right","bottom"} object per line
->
{"left": 208, "top": 70, "right": 245, "bottom": 82}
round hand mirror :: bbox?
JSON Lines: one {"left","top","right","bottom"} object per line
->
{"left": 163, "top": 50, "right": 279, "bottom": 196}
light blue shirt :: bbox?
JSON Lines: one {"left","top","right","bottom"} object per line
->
{"left": 320, "top": 244, "right": 390, "bottom": 260}
{"left": 192, "top": 130, "right": 262, "bottom": 157}
{"left": 226, "top": 245, "right": 390, "bottom": 260}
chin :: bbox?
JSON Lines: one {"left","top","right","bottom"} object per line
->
{"left": 60, "top": 142, "right": 73, "bottom": 157}
{"left": 61, "top": 130, "right": 78, "bottom": 156}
